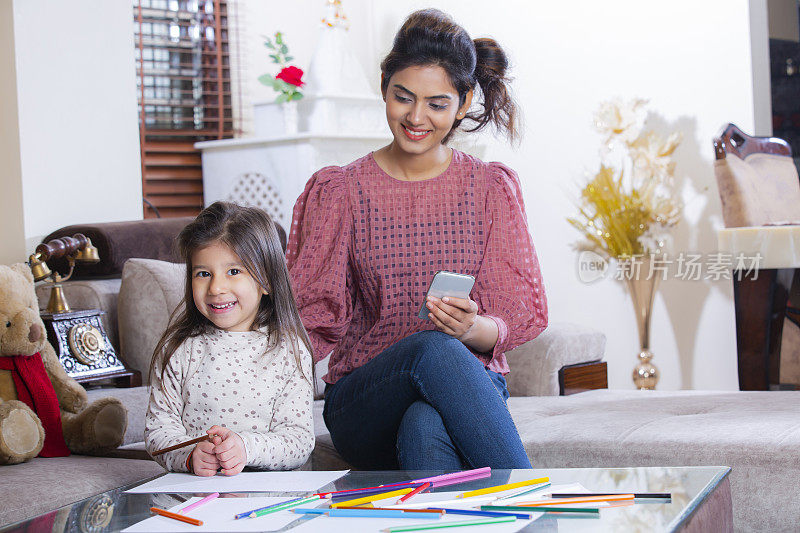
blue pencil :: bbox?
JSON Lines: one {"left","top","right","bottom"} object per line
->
{"left": 429, "top": 508, "right": 533, "bottom": 520}
{"left": 292, "top": 508, "right": 328, "bottom": 515}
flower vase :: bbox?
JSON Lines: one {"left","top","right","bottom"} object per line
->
{"left": 282, "top": 101, "right": 299, "bottom": 135}
{"left": 626, "top": 257, "right": 660, "bottom": 390}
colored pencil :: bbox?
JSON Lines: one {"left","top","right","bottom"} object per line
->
{"left": 411, "top": 467, "right": 491, "bottom": 486}
{"left": 330, "top": 483, "right": 427, "bottom": 500}
{"left": 150, "top": 507, "right": 203, "bottom": 526}
{"left": 496, "top": 482, "right": 551, "bottom": 500}
{"left": 237, "top": 495, "right": 321, "bottom": 519}
{"left": 387, "top": 495, "right": 499, "bottom": 509}
{"left": 292, "top": 508, "right": 441, "bottom": 519}
{"left": 179, "top": 492, "right": 218, "bottom": 514}
{"left": 550, "top": 492, "right": 672, "bottom": 499}
{"left": 482, "top": 505, "right": 600, "bottom": 514}
{"left": 428, "top": 508, "right": 533, "bottom": 520}
{"left": 316, "top": 481, "right": 422, "bottom": 498}
{"left": 515, "top": 494, "right": 634, "bottom": 506}
{"left": 456, "top": 476, "right": 549, "bottom": 498}
{"left": 396, "top": 482, "right": 430, "bottom": 504}
{"left": 329, "top": 509, "right": 441, "bottom": 519}
{"left": 234, "top": 495, "right": 310, "bottom": 519}
{"left": 331, "top": 488, "right": 414, "bottom": 508}
{"left": 333, "top": 507, "right": 443, "bottom": 514}
{"left": 150, "top": 435, "right": 210, "bottom": 456}
{"left": 381, "top": 516, "right": 516, "bottom": 532}
{"left": 431, "top": 470, "right": 492, "bottom": 488}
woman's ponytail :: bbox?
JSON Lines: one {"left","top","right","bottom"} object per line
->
{"left": 466, "top": 38, "right": 518, "bottom": 142}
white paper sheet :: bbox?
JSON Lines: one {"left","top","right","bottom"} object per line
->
{"left": 121, "top": 496, "right": 320, "bottom": 532}
{"left": 126, "top": 470, "right": 349, "bottom": 493}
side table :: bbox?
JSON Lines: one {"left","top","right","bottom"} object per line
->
{"left": 718, "top": 225, "right": 800, "bottom": 390}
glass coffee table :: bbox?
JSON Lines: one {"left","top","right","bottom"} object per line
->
{"left": 1, "top": 466, "right": 730, "bottom": 532}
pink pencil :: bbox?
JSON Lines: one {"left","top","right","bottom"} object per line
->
{"left": 432, "top": 470, "right": 492, "bottom": 488}
{"left": 412, "top": 467, "right": 492, "bottom": 486}
{"left": 179, "top": 492, "right": 219, "bottom": 514}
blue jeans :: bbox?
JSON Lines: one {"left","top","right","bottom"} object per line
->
{"left": 323, "top": 330, "right": 532, "bottom": 470}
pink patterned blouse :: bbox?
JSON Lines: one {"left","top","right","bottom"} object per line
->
{"left": 286, "top": 150, "right": 548, "bottom": 385}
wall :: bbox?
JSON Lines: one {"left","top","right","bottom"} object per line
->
{"left": 237, "top": 0, "right": 771, "bottom": 390}
{"left": 0, "top": 0, "right": 26, "bottom": 264}
{"left": 1, "top": 0, "right": 143, "bottom": 262}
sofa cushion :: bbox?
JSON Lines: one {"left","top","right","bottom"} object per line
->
{"left": 118, "top": 259, "right": 184, "bottom": 383}
{"left": 505, "top": 322, "right": 605, "bottom": 396}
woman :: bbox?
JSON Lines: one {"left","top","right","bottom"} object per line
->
{"left": 286, "top": 9, "right": 547, "bottom": 470}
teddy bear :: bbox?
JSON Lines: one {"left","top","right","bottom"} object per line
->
{"left": 0, "top": 263, "right": 128, "bottom": 464}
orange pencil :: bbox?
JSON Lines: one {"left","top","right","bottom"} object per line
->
{"left": 151, "top": 435, "right": 210, "bottom": 456}
{"left": 516, "top": 494, "right": 635, "bottom": 506}
{"left": 150, "top": 506, "right": 203, "bottom": 526}
{"left": 396, "top": 482, "right": 431, "bottom": 504}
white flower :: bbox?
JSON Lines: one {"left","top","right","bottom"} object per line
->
{"left": 594, "top": 98, "right": 648, "bottom": 144}
{"left": 629, "top": 131, "right": 682, "bottom": 181}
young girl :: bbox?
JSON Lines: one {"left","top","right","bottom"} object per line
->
{"left": 145, "top": 201, "right": 314, "bottom": 476}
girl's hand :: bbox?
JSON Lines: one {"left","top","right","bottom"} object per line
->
{"left": 426, "top": 296, "right": 478, "bottom": 341}
{"left": 208, "top": 425, "right": 247, "bottom": 476}
{"left": 190, "top": 439, "right": 219, "bottom": 476}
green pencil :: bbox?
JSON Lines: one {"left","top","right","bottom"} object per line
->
{"left": 381, "top": 516, "right": 516, "bottom": 532}
{"left": 249, "top": 495, "right": 321, "bottom": 518}
{"left": 482, "top": 504, "right": 600, "bottom": 514}
{"left": 496, "top": 481, "right": 551, "bottom": 500}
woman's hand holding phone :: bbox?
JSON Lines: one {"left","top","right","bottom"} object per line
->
{"left": 425, "top": 295, "right": 478, "bottom": 341}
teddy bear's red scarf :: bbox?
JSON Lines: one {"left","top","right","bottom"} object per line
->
{"left": 0, "top": 353, "right": 69, "bottom": 457}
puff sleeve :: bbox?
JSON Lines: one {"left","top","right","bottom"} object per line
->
{"left": 473, "top": 163, "right": 548, "bottom": 362}
{"left": 286, "top": 167, "right": 354, "bottom": 362}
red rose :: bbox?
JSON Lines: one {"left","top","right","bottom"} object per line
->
{"left": 276, "top": 66, "right": 304, "bottom": 87}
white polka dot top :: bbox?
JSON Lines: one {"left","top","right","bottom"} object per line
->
{"left": 144, "top": 328, "right": 314, "bottom": 472}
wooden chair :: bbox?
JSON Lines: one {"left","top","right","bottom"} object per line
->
{"left": 713, "top": 123, "right": 800, "bottom": 390}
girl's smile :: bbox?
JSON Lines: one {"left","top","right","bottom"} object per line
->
{"left": 191, "top": 241, "right": 267, "bottom": 332}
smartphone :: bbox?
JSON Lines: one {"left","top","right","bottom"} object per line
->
{"left": 418, "top": 270, "right": 476, "bottom": 320}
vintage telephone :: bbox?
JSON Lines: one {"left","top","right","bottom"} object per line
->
{"left": 28, "top": 234, "right": 134, "bottom": 385}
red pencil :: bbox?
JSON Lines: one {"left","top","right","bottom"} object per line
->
{"left": 150, "top": 507, "right": 203, "bottom": 526}
{"left": 396, "top": 482, "right": 431, "bottom": 504}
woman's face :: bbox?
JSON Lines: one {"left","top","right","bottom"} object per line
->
{"left": 383, "top": 65, "right": 470, "bottom": 156}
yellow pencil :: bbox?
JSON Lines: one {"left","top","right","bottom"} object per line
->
{"left": 331, "top": 488, "right": 415, "bottom": 508}
{"left": 456, "top": 476, "right": 550, "bottom": 499}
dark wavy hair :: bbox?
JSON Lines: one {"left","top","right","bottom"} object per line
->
{"left": 380, "top": 8, "right": 519, "bottom": 143}
{"left": 150, "top": 201, "right": 313, "bottom": 384}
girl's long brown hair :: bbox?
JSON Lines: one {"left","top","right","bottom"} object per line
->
{"left": 149, "top": 201, "right": 313, "bottom": 384}
{"left": 380, "top": 8, "right": 519, "bottom": 144}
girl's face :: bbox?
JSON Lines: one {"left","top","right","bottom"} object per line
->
{"left": 190, "top": 241, "right": 267, "bottom": 332}
{"left": 383, "top": 65, "right": 471, "bottom": 156}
